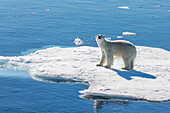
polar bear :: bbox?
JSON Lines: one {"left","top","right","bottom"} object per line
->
{"left": 96, "top": 34, "right": 136, "bottom": 70}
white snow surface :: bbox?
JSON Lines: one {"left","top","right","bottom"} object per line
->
{"left": 0, "top": 46, "right": 170, "bottom": 102}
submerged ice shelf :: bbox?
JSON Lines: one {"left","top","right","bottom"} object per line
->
{"left": 0, "top": 46, "right": 170, "bottom": 102}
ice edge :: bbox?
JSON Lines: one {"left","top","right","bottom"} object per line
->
{"left": 79, "top": 92, "right": 170, "bottom": 103}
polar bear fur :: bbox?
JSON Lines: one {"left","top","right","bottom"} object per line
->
{"left": 96, "top": 34, "right": 136, "bottom": 70}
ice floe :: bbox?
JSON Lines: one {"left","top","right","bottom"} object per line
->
{"left": 154, "top": 5, "right": 161, "bottom": 8}
{"left": 32, "top": 12, "right": 36, "bottom": 15}
{"left": 118, "top": 6, "right": 130, "bottom": 9}
{"left": 45, "top": 9, "right": 50, "bottom": 11}
{"left": 0, "top": 46, "right": 170, "bottom": 102}
{"left": 122, "top": 32, "right": 136, "bottom": 36}
{"left": 117, "top": 36, "right": 123, "bottom": 39}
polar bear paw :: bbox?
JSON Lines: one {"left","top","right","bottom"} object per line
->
{"left": 122, "top": 67, "right": 131, "bottom": 70}
{"left": 96, "top": 64, "right": 102, "bottom": 66}
{"left": 105, "top": 66, "right": 111, "bottom": 69}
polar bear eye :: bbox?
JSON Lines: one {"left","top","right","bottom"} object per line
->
{"left": 98, "top": 36, "right": 101, "bottom": 39}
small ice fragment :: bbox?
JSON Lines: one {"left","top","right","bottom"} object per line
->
{"left": 46, "top": 9, "right": 50, "bottom": 11}
{"left": 122, "top": 32, "right": 136, "bottom": 36}
{"left": 118, "top": 6, "right": 130, "bottom": 9}
{"left": 32, "top": 12, "right": 36, "bottom": 15}
{"left": 74, "top": 37, "right": 84, "bottom": 46}
{"left": 117, "top": 36, "right": 123, "bottom": 39}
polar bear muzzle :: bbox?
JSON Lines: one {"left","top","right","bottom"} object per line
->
{"left": 96, "top": 35, "right": 105, "bottom": 39}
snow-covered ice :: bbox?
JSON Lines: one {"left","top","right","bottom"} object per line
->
{"left": 0, "top": 46, "right": 170, "bottom": 102}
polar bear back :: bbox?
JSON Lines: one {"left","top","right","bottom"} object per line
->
{"left": 105, "top": 40, "right": 136, "bottom": 59}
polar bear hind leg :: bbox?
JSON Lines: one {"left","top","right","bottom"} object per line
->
{"left": 130, "top": 59, "right": 134, "bottom": 70}
{"left": 122, "top": 58, "right": 131, "bottom": 70}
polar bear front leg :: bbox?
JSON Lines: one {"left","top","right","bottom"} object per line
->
{"left": 97, "top": 50, "right": 106, "bottom": 66}
{"left": 105, "top": 52, "right": 113, "bottom": 68}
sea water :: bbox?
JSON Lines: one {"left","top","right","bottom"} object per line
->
{"left": 0, "top": 0, "right": 170, "bottom": 112}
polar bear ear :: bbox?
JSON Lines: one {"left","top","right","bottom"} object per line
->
{"left": 103, "top": 35, "right": 106, "bottom": 38}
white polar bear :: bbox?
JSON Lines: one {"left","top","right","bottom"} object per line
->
{"left": 96, "top": 34, "right": 136, "bottom": 70}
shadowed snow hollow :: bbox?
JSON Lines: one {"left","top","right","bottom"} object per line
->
{"left": 0, "top": 46, "right": 169, "bottom": 102}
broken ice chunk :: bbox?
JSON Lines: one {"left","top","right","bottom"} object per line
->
{"left": 74, "top": 37, "right": 84, "bottom": 46}
{"left": 122, "top": 32, "right": 136, "bottom": 36}
{"left": 117, "top": 36, "right": 123, "bottom": 39}
{"left": 118, "top": 6, "right": 130, "bottom": 9}
{"left": 46, "top": 9, "right": 50, "bottom": 11}
{"left": 32, "top": 12, "right": 36, "bottom": 15}
{"left": 154, "top": 5, "right": 161, "bottom": 7}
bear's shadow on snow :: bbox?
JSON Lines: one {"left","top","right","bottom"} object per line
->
{"left": 111, "top": 69, "right": 156, "bottom": 80}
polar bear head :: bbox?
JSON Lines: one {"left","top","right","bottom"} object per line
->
{"left": 96, "top": 34, "right": 106, "bottom": 47}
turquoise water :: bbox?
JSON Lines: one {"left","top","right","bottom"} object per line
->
{"left": 0, "top": 0, "right": 170, "bottom": 112}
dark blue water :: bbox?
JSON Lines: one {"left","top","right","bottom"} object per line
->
{"left": 0, "top": 0, "right": 170, "bottom": 56}
{"left": 0, "top": 70, "right": 170, "bottom": 113}
{"left": 0, "top": 0, "right": 170, "bottom": 112}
